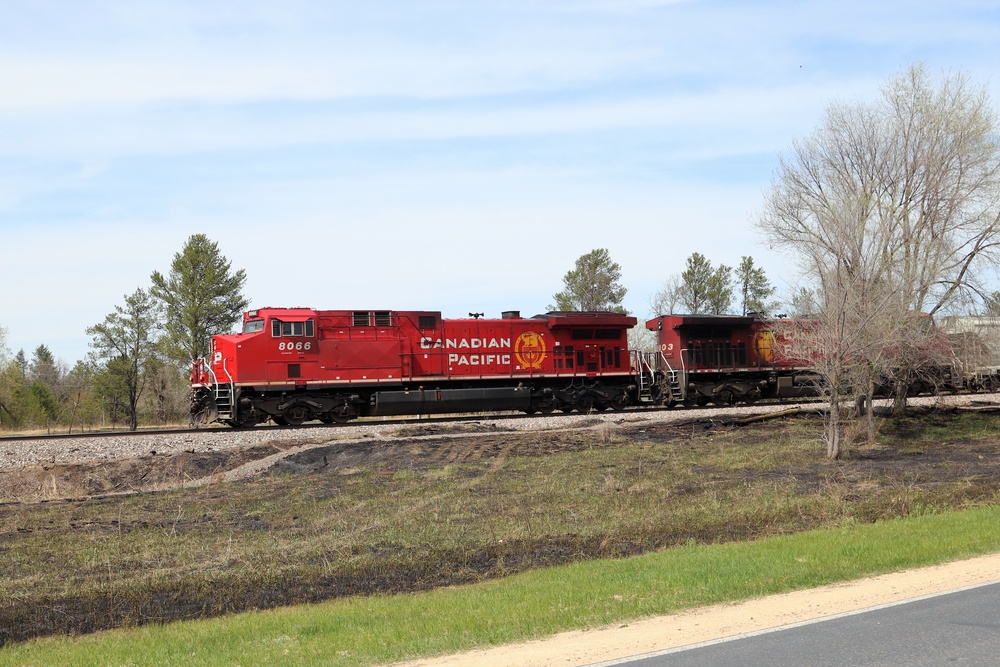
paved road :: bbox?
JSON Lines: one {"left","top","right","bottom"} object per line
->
{"left": 594, "top": 581, "right": 1000, "bottom": 667}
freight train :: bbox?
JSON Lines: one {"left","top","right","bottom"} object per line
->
{"left": 189, "top": 307, "right": 982, "bottom": 427}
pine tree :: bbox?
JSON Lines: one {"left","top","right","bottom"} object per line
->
{"left": 150, "top": 234, "right": 249, "bottom": 364}
{"left": 735, "top": 256, "right": 776, "bottom": 316}
{"left": 550, "top": 248, "right": 628, "bottom": 313}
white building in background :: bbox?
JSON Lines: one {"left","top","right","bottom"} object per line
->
{"left": 937, "top": 316, "right": 1000, "bottom": 372}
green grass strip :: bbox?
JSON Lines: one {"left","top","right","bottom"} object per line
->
{"left": 4, "top": 505, "right": 1000, "bottom": 667}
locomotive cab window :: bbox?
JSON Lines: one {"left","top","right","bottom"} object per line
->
{"left": 271, "top": 319, "right": 315, "bottom": 337}
{"left": 243, "top": 319, "right": 265, "bottom": 334}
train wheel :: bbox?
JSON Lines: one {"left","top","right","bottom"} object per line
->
{"left": 232, "top": 412, "right": 258, "bottom": 428}
{"left": 283, "top": 406, "right": 311, "bottom": 426}
{"left": 712, "top": 390, "right": 734, "bottom": 406}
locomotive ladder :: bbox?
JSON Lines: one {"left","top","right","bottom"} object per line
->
{"left": 215, "top": 383, "right": 234, "bottom": 420}
{"left": 635, "top": 351, "right": 684, "bottom": 405}
{"left": 665, "top": 365, "right": 683, "bottom": 403}
{"left": 659, "top": 353, "right": 684, "bottom": 403}
{"left": 212, "top": 359, "right": 235, "bottom": 421}
{"left": 634, "top": 351, "right": 653, "bottom": 402}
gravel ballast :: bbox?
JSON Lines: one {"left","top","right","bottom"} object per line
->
{"left": 1, "top": 393, "right": 994, "bottom": 470}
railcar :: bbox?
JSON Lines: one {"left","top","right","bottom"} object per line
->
{"left": 191, "top": 308, "right": 644, "bottom": 427}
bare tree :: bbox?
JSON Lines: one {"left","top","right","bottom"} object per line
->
{"left": 87, "top": 288, "right": 162, "bottom": 431}
{"left": 758, "top": 63, "right": 1000, "bottom": 457}
{"left": 650, "top": 274, "right": 682, "bottom": 316}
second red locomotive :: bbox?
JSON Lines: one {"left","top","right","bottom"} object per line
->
{"left": 646, "top": 314, "right": 821, "bottom": 406}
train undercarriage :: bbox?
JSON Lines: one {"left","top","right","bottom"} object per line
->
{"left": 190, "top": 362, "right": 978, "bottom": 428}
{"left": 190, "top": 375, "right": 645, "bottom": 428}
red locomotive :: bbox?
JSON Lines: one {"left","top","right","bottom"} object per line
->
{"left": 191, "top": 308, "right": 639, "bottom": 427}
{"left": 646, "top": 313, "right": 967, "bottom": 406}
{"left": 646, "top": 314, "right": 821, "bottom": 406}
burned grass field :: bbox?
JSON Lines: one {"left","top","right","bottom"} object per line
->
{"left": 3, "top": 409, "right": 1000, "bottom": 645}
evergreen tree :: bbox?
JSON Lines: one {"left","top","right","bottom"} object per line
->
{"left": 735, "top": 256, "right": 777, "bottom": 316}
{"left": 13, "top": 350, "right": 27, "bottom": 376}
{"left": 706, "top": 263, "right": 733, "bottom": 314}
{"left": 29, "top": 344, "right": 61, "bottom": 389}
{"left": 150, "top": 234, "right": 249, "bottom": 364}
{"left": 678, "top": 253, "right": 734, "bottom": 314}
{"left": 550, "top": 248, "right": 628, "bottom": 313}
{"left": 678, "top": 253, "right": 713, "bottom": 314}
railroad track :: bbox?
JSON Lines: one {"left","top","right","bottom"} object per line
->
{"left": 9, "top": 388, "right": 998, "bottom": 447}
{"left": 0, "top": 400, "right": 806, "bottom": 444}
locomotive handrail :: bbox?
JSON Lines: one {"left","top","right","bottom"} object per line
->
{"left": 219, "top": 357, "right": 234, "bottom": 386}
{"left": 662, "top": 350, "right": 686, "bottom": 402}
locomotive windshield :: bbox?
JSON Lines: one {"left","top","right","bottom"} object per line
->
{"left": 243, "top": 319, "right": 265, "bottom": 334}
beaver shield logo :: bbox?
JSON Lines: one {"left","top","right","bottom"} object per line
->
{"left": 514, "top": 331, "right": 546, "bottom": 369}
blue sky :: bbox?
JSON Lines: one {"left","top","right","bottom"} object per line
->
{"left": 2, "top": 0, "right": 999, "bottom": 365}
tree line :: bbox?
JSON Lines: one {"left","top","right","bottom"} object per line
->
{"left": 0, "top": 234, "right": 247, "bottom": 433}
{"left": 551, "top": 248, "right": 780, "bottom": 318}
